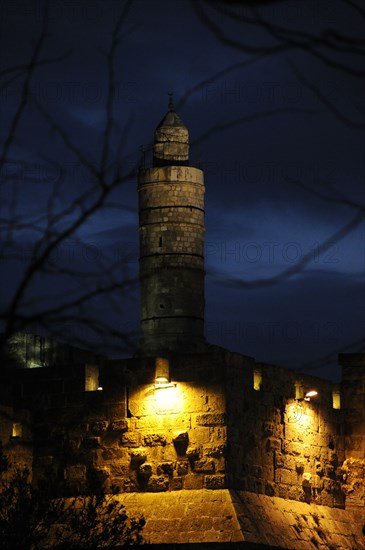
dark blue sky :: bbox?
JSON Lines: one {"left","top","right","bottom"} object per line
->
{"left": 1, "top": 0, "right": 364, "bottom": 381}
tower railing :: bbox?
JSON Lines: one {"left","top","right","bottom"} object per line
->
{"left": 138, "top": 144, "right": 203, "bottom": 171}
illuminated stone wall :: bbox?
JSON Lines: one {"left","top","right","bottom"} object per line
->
{"left": 16, "top": 355, "right": 229, "bottom": 495}
{"left": 225, "top": 357, "right": 346, "bottom": 508}
{"left": 339, "top": 353, "right": 365, "bottom": 510}
{"left": 1, "top": 350, "right": 364, "bottom": 516}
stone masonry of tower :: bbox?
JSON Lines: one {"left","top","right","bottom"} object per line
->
{"left": 0, "top": 104, "right": 364, "bottom": 549}
{"left": 138, "top": 103, "right": 205, "bottom": 356}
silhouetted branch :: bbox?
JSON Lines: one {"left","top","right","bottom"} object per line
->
{"left": 192, "top": 108, "right": 320, "bottom": 146}
{"left": 0, "top": 0, "right": 49, "bottom": 171}
{"left": 193, "top": 1, "right": 365, "bottom": 77}
{"left": 287, "top": 61, "right": 365, "bottom": 128}
{"left": 100, "top": 0, "right": 134, "bottom": 178}
{"left": 215, "top": 210, "right": 364, "bottom": 289}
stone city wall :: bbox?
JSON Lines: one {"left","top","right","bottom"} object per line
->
{"left": 0, "top": 351, "right": 364, "bottom": 513}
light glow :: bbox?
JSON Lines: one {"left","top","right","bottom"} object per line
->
{"left": 253, "top": 368, "right": 262, "bottom": 391}
{"left": 332, "top": 389, "right": 341, "bottom": 409}
{"left": 12, "top": 422, "right": 22, "bottom": 438}
{"left": 304, "top": 390, "right": 318, "bottom": 401}
{"left": 154, "top": 384, "right": 180, "bottom": 414}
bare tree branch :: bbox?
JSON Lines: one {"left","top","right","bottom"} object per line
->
{"left": 193, "top": 1, "right": 365, "bottom": 77}
{"left": 214, "top": 210, "right": 364, "bottom": 289}
{"left": 192, "top": 107, "right": 320, "bottom": 146}
{"left": 0, "top": 0, "right": 49, "bottom": 171}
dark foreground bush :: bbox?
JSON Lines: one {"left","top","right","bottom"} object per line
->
{"left": 0, "top": 454, "right": 145, "bottom": 549}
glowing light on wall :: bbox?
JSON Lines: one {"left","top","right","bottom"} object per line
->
{"left": 154, "top": 384, "right": 180, "bottom": 414}
{"left": 12, "top": 422, "right": 22, "bottom": 438}
{"left": 304, "top": 390, "right": 318, "bottom": 401}
{"left": 295, "top": 381, "right": 318, "bottom": 402}
{"left": 253, "top": 368, "right": 262, "bottom": 391}
{"left": 287, "top": 402, "right": 311, "bottom": 428}
{"left": 287, "top": 402, "right": 304, "bottom": 424}
{"left": 332, "top": 389, "right": 341, "bottom": 409}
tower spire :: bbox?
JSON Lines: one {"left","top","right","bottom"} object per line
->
{"left": 153, "top": 97, "right": 189, "bottom": 167}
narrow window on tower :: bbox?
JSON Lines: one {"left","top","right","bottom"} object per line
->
{"left": 253, "top": 368, "right": 262, "bottom": 391}
{"left": 12, "top": 423, "right": 22, "bottom": 438}
{"left": 332, "top": 388, "right": 341, "bottom": 409}
{"left": 159, "top": 237, "right": 162, "bottom": 247}
{"left": 85, "top": 364, "right": 101, "bottom": 391}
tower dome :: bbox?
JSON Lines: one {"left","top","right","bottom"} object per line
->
{"left": 153, "top": 95, "right": 189, "bottom": 166}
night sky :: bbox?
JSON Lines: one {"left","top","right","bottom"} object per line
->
{"left": 1, "top": 0, "right": 364, "bottom": 382}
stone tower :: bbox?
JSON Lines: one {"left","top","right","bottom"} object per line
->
{"left": 138, "top": 98, "right": 205, "bottom": 355}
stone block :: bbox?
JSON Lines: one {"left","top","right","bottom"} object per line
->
{"left": 216, "top": 457, "right": 226, "bottom": 473}
{"left": 109, "top": 419, "right": 128, "bottom": 433}
{"left": 156, "top": 461, "right": 174, "bottom": 476}
{"left": 110, "top": 463, "right": 129, "bottom": 477}
{"left": 64, "top": 465, "right": 87, "bottom": 481}
{"left": 170, "top": 476, "right": 183, "bottom": 491}
{"left": 99, "top": 447, "right": 126, "bottom": 462}
{"left": 120, "top": 433, "right": 140, "bottom": 447}
{"left": 265, "top": 481, "right": 276, "bottom": 496}
{"left": 143, "top": 433, "right": 167, "bottom": 446}
{"left": 195, "top": 413, "right": 226, "bottom": 427}
{"left": 175, "top": 461, "right": 189, "bottom": 476}
{"left": 205, "top": 444, "right": 226, "bottom": 458}
{"left": 130, "top": 449, "right": 147, "bottom": 465}
{"left": 278, "top": 485, "right": 288, "bottom": 499}
{"left": 295, "top": 460, "right": 305, "bottom": 474}
{"left": 282, "top": 441, "right": 302, "bottom": 456}
{"left": 124, "top": 477, "right": 138, "bottom": 492}
{"left": 186, "top": 446, "right": 201, "bottom": 461}
{"left": 193, "top": 459, "right": 215, "bottom": 473}
{"left": 188, "top": 427, "right": 210, "bottom": 445}
{"left": 183, "top": 473, "right": 203, "bottom": 490}
{"left": 204, "top": 474, "right": 226, "bottom": 489}
{"left": 288, "top": 486, "right": 301, "bottom": 500}
{"left": 275, "top": 453, "right": 284, "bottom": 468}
{"left": 263, "top": 421, "right": 275, "bottom": 437}
{"left": 266, "top": 438, "right": 281, "bottom": 452}
{"left": 139, "top": 462, "right": 153, "bottom": 477}
{"left": 283, "top": 455, "right": 296, "bottom": 470}
{"left": 147, "top": 475, "right": 169, "bottom": 492}
{"left": 275, "top": 468, "right": 293, "bottom": 485}
{"left": 90, "top": 421, "right": 108, "bottom": 434}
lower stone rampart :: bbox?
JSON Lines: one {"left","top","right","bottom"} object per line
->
{"left": 112, "top": 489, "right": 365, "bottom": 548}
